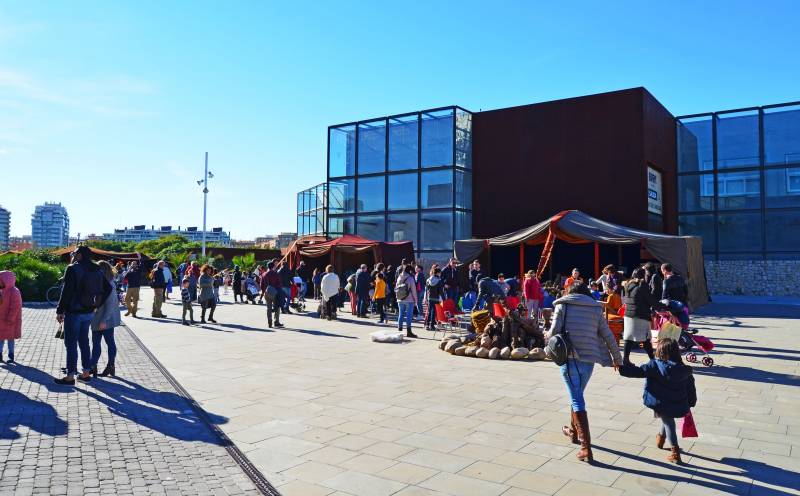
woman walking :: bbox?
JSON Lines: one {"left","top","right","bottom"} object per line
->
{"left": 622, "top": 267, "right": 655, "bottom": 364}
{"left": 90, "top": 261, "right": 121, "bottom": 377}
{"left": 546, "top": 282, "right": 622, "bottom": 462}
{"left": 0, "top": 271, "right": 22, "bottom": 364}
{"left": 198, "top": 265, "right": 218, "bottom": 323}
{"left": 396, "top": 265, "right": 418, "bottom": 338}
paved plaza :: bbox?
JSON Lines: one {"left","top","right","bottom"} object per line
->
{"left": 2, "top": 291, "right": 799, "bottom": 496}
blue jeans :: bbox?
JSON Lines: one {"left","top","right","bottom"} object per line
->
{"left": 64, "top": 313, "right": 93, "bottom": 376}
{"left": 0, "top": 339, "right": 14, "bottom": 356}
{"left": 658, "top": 414, "right": 678, "bottom": 447}
{"left": 357, "top": 294, "right": 369, "bottom": 316}
{"left": 560, "top": 358, "right": 594, "bottom": 412}
{"left": 398, "top": 301, "right": 414, "bottom": 330}
{"left": 282, "top": 288, "right": 291, "bottom": 310}
{"left": 91, "top": 328, "right": 117, "bottom": 368}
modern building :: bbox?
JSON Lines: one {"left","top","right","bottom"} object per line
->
{"left": 31, "top": 202, "right": 70, "bottom": 248}
{"left": 325, "top": 106, "right": 473, "bottom": 262}
{"left": 102, "top": 225, "right": 231, "bottom": 245}
{"left": 297, "top": 183, "right": 328, "bottom": 237}
{"left": 276, "top": 232, "right": 298, "bottom": 250}
{"left": 0, "top": 206, "right": 9, "bottom": 251}
{"left": 255, "top": 236, "right": 277, "bottom": 248}
{"left": 297, "top": 88, "right": 799, "bottom": 294}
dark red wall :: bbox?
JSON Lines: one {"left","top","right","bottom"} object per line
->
{"left": 471, "top": 87, "right": 677, "bottom": 238}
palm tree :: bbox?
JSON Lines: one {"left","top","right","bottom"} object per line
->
{"left": 232, "top": 252, "right": 256, "bottom": 272}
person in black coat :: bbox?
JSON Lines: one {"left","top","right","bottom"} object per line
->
{"left": 355, "top": 264, "right": 371, "bottom": 317}
{"left": 232, "top": 266, "right": 243, "bottom": 303}
{"left": 621, "top": 268, "right": 656, "bottom": 364}
{"left": 644, "top": 262, "right": 663, "bottom": 302}
{"left": 619, "top": 338, "right": 697, "bottom": 464}
{"left": 661, "top": 263, "right": 688, "bottom": 306}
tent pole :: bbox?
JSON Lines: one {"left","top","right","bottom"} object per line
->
{"left": 594, "top": 242, "right": 600, "bottom": 280}
{"left": 487, "top": 244, "right": 492, "bottom": 277}
{"left": 519, "top": 243, "right": 525, "bottom": 281}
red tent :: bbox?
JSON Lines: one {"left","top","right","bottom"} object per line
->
{"left": 282, "top": 235, "right": 414, "bottom": 274}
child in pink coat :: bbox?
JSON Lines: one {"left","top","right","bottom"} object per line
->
{"left": 0, "top": 271, "right": 22, "bottom": 363}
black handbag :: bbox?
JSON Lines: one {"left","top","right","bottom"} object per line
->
{"left": 545, "top": 305, "right": 572, "bottom": 365}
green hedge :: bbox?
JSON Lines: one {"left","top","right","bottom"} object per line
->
{"left": 0, "top": 253, "right": 65, "bottom": 302}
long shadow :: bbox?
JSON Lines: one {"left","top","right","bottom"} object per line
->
{"left": 713, "top": 344, "right": 800, "bottom": 355}
{"left": 710, "top": 337, "right": 754, "bottom": 343}
{"left": 0, "top": 388, "right": 69, "bottom": 439}
{"left": 281, "top": 326, "right": 358, "bottom": 339}
{"left": 3, "top": 363, "right": 79, "bottom": 394}
{"left": 691, "top": 364, "right": 800, "bottom": 387}
{"left": 707, "top": 349, "right": 800, "bottom": 362}
{"left": 77, "top": 376, "right": 229, "bottom": 444}
{"left": 695, "top": 303, "right": 800, "bottom": 320}
{"left": 216, "top": 323, "right": 272, "bottom": 333}
{"left": 594, "top": 446, "right": 797, "bottom": 495}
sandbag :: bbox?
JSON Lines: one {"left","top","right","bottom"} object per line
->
{"left": 370, "top": 330, "right": 404, "bottom": 343}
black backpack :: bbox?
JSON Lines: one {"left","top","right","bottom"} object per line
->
{"left": 545, "top": 304, "right": 573, "bottom": 366}
{"left": 77, "top": 264, "right": 107, "bottom": 310}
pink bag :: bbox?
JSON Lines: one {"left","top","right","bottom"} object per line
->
{"left": 680, "top": 410, "right": 698, "bottom": 438}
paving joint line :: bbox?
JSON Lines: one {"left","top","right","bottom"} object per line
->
{"left": 121, "top": 321, "right": 282, "bottom": 496}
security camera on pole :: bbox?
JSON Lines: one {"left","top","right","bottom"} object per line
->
{"left": 196, "top": 152, "right": 214, "bottom": 257}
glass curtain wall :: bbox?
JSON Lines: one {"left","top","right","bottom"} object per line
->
{"left": 327, "top": 106, "right": 472, "bottom": 259}
{"left": 296, "top": 183, "right": 328, "bottom": 237}
{"left": 677, "top": 102, "right": 800, "bottom": 260}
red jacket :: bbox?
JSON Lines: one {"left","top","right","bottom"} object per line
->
{"left": 0, "top": 271, "right": 22, "bottom": 340}
{"left": 523, "top": 277, "right": 543, "bottom": 303}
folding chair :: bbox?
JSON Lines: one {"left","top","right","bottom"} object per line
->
{"left": 433, "top": 303, "right": 463, "bottom": 339}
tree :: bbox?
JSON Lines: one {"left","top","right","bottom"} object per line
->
{"left": 231, "top": 253, "right": 256, "bottom": 272}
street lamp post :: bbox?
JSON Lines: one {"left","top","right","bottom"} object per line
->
{"left": 197, "top": 152, "right": 214, "bottom": 257}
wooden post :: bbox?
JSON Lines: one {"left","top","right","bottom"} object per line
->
{"left": 519, "top": 243, "right": 525, "bottom": 281}
{"left": 594, "top": 242, "right": 600, "bottom": 280}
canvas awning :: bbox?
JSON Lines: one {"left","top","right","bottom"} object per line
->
{"left": 282, "top": 234, "right": 414, "bottom": 273}
{"left": 454, "top": 210, "right": 709, "bottom": 308}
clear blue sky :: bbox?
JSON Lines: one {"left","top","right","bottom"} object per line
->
{"left": 1, "top": 1, "right": 798, "bottom": 239}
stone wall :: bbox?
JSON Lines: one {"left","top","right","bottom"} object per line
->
{"left": 704, "top": 260, "right": 800, "bottom": 296}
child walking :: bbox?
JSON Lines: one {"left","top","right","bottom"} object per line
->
{"left": 181, "top": 278, "right": 195, "bottom": 325}
{"left": 619, "top": 338, "right": 696, "bottom": 463}
{"left": 0, "top": 271, "right": 22, "bottom": 364}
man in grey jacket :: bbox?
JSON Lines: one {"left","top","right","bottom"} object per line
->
{"left": 545, "top": 282, "right": 622, "bottom": 464}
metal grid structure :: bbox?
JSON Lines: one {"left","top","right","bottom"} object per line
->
{"left": 325, "top": 105, "right": 472, "bottom": 260}
{"left": 296, "top": 182, "right": 328, "bottom": 237}
{"left": 677, "top": 101, "right": 800, "bottom": 260}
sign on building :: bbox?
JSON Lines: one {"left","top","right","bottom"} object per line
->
{"left": 647, "top": 166, "right": 662, "bottom": 215}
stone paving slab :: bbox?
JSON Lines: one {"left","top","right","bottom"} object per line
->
{"left": 0, "top": 306, "right": 265, "bottom": 495}
{"left": 126, "top": 290, "right": 800, "bottom": 495}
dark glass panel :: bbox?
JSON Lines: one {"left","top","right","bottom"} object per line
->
{"left": 455, "top": 211, "right": 472, "bottom": 240}
{"left": 717, "top": 111, "right": 759, "bottom": 169}
{"left": 329, "top": 178, "right": 355, "bottom": 214}
{"left": 455, "top": 170, "right": 472, "bottom": 209}
{"left": 387, "top": 213, "right": 418, "bottom": 244}
{"left": 357, "top": 176, "right": 385, "bottom": 212}
{"left": 421, "top": 211, "right": 453, "bottom": 250}
{"left": 764, "top": 105, "right": 800, "bottom": 166}
{"left": 421, "top": 109, "right": 454, "bottom": 168}
{"left": 765, "top": 167, "right": 800, "bottom": 208}
{"left": 717, "top": 212, "right": 762, "bottom": 252}
{"left": 717, "top": 171, "right": 761, "bottom": 210}
{"left": 329, "top": 125, "right": 356, "bottom": 177}
{"left": 765, "top": 209, "right": 800, "bottom": 252}
{"left": 677, "top": 117, "right": 713, "bottom": 172}
{"left": 358, "top": 120, "right": 386, "bottom": 174}
{"left": 456, "top": 109, "right": 472, "bottom": 169}
{"left": 388, "top": 173, "right": 418, "bottom": 211}
{"left": 357, "top": 214, "right": 385, "bottom": 241}
{"left": 678, "top": 214, "right": 716, "bottom": 253}
{"left": 421, "top": 170, "right": 453, "bottom": 208}
{"left": 388, "top": 115, "right": 418, "bottom": 171}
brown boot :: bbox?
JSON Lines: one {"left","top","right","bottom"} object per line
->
{"left": 656, "top": 433, "right": 666, "bottom": 449}
{"left": 667, "top": 447, "right": 682, "bottom": 464}
{"left": 562, "top": 412, "right": 579, "bottom": 444}
{"left": 573, "top": 411, "right": 593, "bottom": 462}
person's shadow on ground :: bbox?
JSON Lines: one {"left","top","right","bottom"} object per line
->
{"left": 2, "top": 363, "right": 79, "bottom": 393}
{"left": 0, "top": 388, "right": 69, "bottom": 440}
{"left": 77, "top": 376, "right": 229, "bottom": 444}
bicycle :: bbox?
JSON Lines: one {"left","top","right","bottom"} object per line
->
{"left": 46, "top": 279, "right": 64, "bottom": 307}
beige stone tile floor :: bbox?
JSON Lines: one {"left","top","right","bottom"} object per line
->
{"left": 125, "top": 289, "right": 800, "bottom": 495}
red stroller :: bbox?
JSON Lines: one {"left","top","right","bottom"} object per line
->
{"left": 652, "top": 311, "right": 715, "bottom": 366}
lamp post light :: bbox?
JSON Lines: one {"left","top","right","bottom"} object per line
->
{"left": 196, "top": 152, "right": 214, "bottom": 257}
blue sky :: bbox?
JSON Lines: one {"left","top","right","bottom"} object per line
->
{"left": 1, "top": 1, "right": 798, "bottom": 239}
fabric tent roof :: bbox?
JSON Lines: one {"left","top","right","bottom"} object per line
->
{"left": 283, "top": 234, "right": 414, "bottom": 271}
{"left": 455, "top": 210, "right": 709, "bottom": 308}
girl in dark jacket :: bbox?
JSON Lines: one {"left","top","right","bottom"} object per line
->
{"left": 620, "top": 338, "right": 697, "bottom": 464}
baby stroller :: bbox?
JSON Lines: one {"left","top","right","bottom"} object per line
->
{"left": 318, "top": 293, "right": 338, "bottom": 319}
{"left": 653, "top": 308, "right": 715, "bottom": 367}
{"left": 290, "top": 282, "right": 306, "bottom": 312}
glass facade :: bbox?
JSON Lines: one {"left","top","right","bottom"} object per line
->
{"left": 677, "top": 102, "right": 800, "bottom": 260}
{"left": 296, "top": 183, "right": 328, "bottom": 237}
{"left": 327, "top": 106, "right": 472, "bottom": 258}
